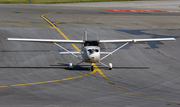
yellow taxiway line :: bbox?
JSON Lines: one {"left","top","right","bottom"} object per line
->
{"left": 0, "top": 70, "right": 96, "bottom": 88}
{"left": 41, "top": 13, "right": 81, "bottom": 52}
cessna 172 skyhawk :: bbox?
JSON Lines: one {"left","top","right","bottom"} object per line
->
{"left": 6, "top": 30, "right": 175, "bottom": 71}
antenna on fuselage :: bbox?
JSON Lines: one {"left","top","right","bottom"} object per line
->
{"left": 84, "top": 29, "right": 87, "bottom": 40}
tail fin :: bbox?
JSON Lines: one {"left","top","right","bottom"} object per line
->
{"left": 84, "top": 29, "right": 87, "bottom": 40}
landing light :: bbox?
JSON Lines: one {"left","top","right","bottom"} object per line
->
{"left": 133, "top": 39, "right": 137, "bottom": 42}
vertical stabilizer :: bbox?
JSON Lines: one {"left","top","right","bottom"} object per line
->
{"left": 84, "top": 30, "right": 87, "bottom": 40}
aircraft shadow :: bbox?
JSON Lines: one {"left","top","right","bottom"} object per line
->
{"left": 98, "top": 66, "right": 149, "bottom": 70}
{"left": 0, "top": 62, "right": 149, "bottom": 71}
{"left": 0, "top": 50, "right": 51, "bottom": 52}
{"left": 115, "top": 29, "right": 179, "bottom": 49}
{"left": 50, "top": 63, "right": 90, "bottom": 71}
{"left": 0, "top": 66, "right": 90, "bottom": 71}
{"left": 0, "top": 67, "right": 65, "bottom": 69}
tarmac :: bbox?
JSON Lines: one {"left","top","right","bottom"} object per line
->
{"left": 0, "top": 1, "right": 180, "bottom": 107}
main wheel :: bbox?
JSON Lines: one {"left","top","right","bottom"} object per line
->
{"left": 69, "top": 63, "right": 73, "bottom": 70}
{"left": 109, "top": 63, "right": 112, "bottom": 70}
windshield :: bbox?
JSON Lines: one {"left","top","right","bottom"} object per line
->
{"left": 84, "top": 41, "right": 99, "bottom": 46}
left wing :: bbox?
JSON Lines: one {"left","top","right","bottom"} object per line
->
{"left": 6, "top": 38, "right": 83, "bottom": 43}
{"left": 99, "top": 38, "right": 175, "bottom": 43}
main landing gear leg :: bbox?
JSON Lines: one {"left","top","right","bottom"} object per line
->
{"left": 99, "top": 61, "right": 113, "bottom": 70}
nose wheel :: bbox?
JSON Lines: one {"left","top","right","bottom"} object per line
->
{"left": 91, "top": 65, "right": 94, "bottom": 71}
{"left": 91, "top": 63, "right": 94, "bottom": 71}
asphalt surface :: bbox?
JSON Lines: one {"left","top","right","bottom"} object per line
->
{"left": 0, "top": 1, "right": 180, "bottom": 107}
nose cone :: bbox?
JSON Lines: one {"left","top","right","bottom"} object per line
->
{"left": 89, "top": 54, "right": 99, "bottom": 63}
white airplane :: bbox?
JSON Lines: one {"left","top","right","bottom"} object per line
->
{"left": 6, "top": 30, "right": 175, "bottom": 71}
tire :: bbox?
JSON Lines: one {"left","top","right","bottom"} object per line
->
{"left": 69, "top": 63, "right": 73, "bottom": 70}
{"left": 109, "top": 63, "right": 112, "bottom": 70}
{"left": 91, "top": 66, "right": 94, "bottom": 71}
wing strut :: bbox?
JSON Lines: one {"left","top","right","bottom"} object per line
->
{"left": 99, "top": 61, "right": 109, "bottom": 67}
{"left": 72, "top": 61, "right": 84, "bottom": 68}
{"left": 100, "top": 42, "right": 129, "bottom": 61}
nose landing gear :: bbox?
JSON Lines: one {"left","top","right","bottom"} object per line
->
{"left": 91, "top": 66, "right": 94, "bottom": 71}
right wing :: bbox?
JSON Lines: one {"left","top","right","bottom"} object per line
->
{"left": 6, "top": 38, "right": 83, "bottom": 43}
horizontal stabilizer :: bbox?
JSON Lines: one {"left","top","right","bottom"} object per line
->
{"left": 100, "top": 52, "right": 111, "bottom": 54}
{"left": 60, "top": 52, "right": 83, "bottom": 55}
